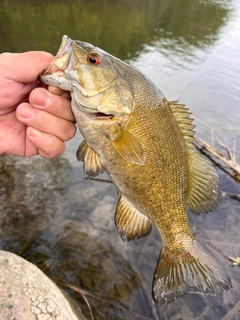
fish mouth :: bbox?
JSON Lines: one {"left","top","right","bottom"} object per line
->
{"left": 38, "top": 68, "right": 46, "bottom": 80}
{"left": 39, "top": 36, "right": 74, "bottom": 85}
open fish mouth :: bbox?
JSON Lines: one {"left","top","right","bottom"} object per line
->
{"left": 39, "top": 36, "right": 74, "bottom": 88}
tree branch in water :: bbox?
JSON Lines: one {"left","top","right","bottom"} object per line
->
{"left": 194, "top": 137, "right": 240, "bottom": 182}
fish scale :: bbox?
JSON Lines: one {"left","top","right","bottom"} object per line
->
{"left": 40, "top": 35, "right": 232, "bottom": 304}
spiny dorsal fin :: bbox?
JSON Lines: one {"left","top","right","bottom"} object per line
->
{"left": 169, "top": 101, "right": 195, "bottom": 145}
{"left": 169, "top": 102, "right": 220, "bottom": 214}
{"left": 76, "top": 140, "right": 105, "bottom": 177}
{"left": 115, "top": 195, "right": 152, "bottom": 241}
{"left": 111, "top": 128, "right": 146, "bottom": 166}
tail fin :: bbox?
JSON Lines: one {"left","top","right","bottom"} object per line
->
{"left": 152, "top": 240, "right": 232, "bottom": 304}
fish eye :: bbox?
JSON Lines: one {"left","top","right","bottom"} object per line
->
{"left": 87, "top": 54, "right": 101, "bottom": 65}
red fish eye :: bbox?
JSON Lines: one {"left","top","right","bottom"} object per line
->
{"left": 87, "top": 54, "right": 101, "bottom": 65}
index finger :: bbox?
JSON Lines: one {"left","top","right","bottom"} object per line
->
{"left": 0, "top": 51, "right": 53, "bottom": 83}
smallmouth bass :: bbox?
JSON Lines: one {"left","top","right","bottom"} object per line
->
{"left": 40, "top": 35, "right": 232, "bottom": 303}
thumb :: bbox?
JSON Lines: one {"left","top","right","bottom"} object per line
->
{"left": 1, "top": 51, "right": 54, "bottom": 84}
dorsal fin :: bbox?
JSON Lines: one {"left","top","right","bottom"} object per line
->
{"left": 187, "top": 150, "right": 220, "bottom": 213}
{"left": 115, "top": 195, "right": 152, "bottom": 241}
{"left": 169, "top": 102, "right": 220, "bottom": 214}
{"left": 169, "top": 101, "right": 195, "bottom": 146}
{"left": 76, "top": 140, "right": 105, "bottom": 177}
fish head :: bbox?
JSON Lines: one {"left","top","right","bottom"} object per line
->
{"left": 40, "top": 35, "right": 133, "bottom": 117}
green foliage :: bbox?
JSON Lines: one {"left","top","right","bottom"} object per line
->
{"left": 0, "top": 0, "right": 229, "bottom": 59}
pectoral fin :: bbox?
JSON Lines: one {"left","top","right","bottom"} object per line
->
{"left": 111, "top": 129, "right": 146, "bottom": 166}
{"left": 115, "top": 195, "right": 152, "bottom": 241}
{"left": 76, "top": 140, "right": 105, "bottom": 177}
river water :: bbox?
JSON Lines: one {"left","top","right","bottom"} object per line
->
{"left": 0, "top": 1, "right": 240, "bottom": 319}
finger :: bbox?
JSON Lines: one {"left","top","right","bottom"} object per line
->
{"left": 26, "top": 127, "right": 66, "bottom": 158}
{"left": 0, "top": 51, "right": 53, "bottom": 83}
{"left": 48, "top": 86, "right": 71, "bottom": 99}
{"left": 29, "top": 88, "right": 75, "bottom": 122}
{"left": 16, "top": 103, "right": 76, "bottom": 141}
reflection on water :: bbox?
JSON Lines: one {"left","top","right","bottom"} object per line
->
{"left": 0, "top": 0, "right": 240, "bottom": 319}
{"left": 0, "top": 0, "right": 231, "bottom": 57}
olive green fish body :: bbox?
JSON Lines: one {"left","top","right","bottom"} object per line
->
{"left": 75, "top": 82, "right": 191, "bottom": 241}
{"left": 40, "top": 36, "right": 232, "bottom": 304}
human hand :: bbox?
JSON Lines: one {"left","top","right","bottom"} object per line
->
{"left": 0, "top": 51, "right": 76, "bottom": 157}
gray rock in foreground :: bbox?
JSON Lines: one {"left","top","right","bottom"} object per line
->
{"left": 0, "top": 250, "right": 82, "bottom": 320}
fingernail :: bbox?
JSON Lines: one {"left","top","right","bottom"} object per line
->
{"left": 19, "top": 104, "right": 35, "bottom": 119}
{"left": 28, "top": 127, "right": 42, "bottom": 138}
{"left": 32, "top": 88, "right": 50, "bottom": 107}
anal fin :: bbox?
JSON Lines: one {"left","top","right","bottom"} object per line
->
{"left": 115, "top": 196, "right": 152, "bottom": 241}
{"left": 76, "top": 140, "right": 105, "bottom": 177}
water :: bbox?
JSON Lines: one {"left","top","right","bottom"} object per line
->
{"left": 0, "top": 0, "right": 240, "bottom": 319}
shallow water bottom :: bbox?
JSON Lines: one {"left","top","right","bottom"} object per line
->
{"left": 0, "top": 136, "right": 239, "bottom": 319}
